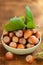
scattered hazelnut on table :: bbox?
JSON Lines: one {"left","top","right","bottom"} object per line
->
{"left": 5, "top": 52, "right": 14, "bottom": 60}
{"left": 26, "top": 55, "right": 34, "bottom": 64}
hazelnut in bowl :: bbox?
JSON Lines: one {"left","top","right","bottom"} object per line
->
{"left": 1, "top": 29, "right": 41, "bottom": 55}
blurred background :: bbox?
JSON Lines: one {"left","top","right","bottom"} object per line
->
{"left": 0, "top": 0, "right": 43, "bottom": 39}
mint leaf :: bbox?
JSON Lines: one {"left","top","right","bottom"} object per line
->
{"left": 20, "top": 16, "right": 25, "bottom": 21}
{"left": 26, "top": 21, "right": 36, "bottom": 29}
{"left": 3, "top": 17, "right": 25, "bottom": 31}
{"left": 25, "top": 6, "right": 36, "bottom": 29}
{"left": 10, "top": 16, "right": 24, "bottom": 21}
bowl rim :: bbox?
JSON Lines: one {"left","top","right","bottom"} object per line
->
{"left": 1, "top": 35, "right": 41, "bottom": 51}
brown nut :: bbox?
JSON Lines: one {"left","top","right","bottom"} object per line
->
{"left": 23, "top": 28, "right": 26, "bottom": 33}
{"left": 12, "top": 36, "right": 18, "bottom": 43}
{"left": 28, "top": 36, "right": 39, "bottom": 44}
{"left": 35, "top": 31, "right": 41, "bottom": 38}
{"left": 24, "top": 30, "right": 33, "bottom": 39}
{"left": 26, "top": 55, "right": 34, "bottom": 64}
{"left": 17, "top": 44, "right": 25, "bottom": 49}
{"left": 32, "top": 29, "right": 37, "bottom": 33}
{"left": 5, "top": 52, "right": 14, "bottom": 60}
{"left": 9, "top": 32, "right": 14, "bottom": 38}
{"left": 3, "top": 36, "right": 10, "bottom": 44}
{"left": 26, "top": 43, "right": 34, "bottom": 48}
{"left": 9, "top": 42, "right": 17, "bottom": 48}
{"left": 3, "top": 30, "right": 8, "bottom": 36}
{"left": 15, "top": 30, "right": 23, "bottom": 37}
{"left": 19, "top": 38, "right": 26, "bottom": 44}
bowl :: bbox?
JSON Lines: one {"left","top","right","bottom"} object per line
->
{"left": 1, "top": 35, "right": 41, "bottom": 55}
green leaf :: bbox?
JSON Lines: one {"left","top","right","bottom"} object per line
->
{"left": 26, "top": 21, "right": 36, "bottom": 29}
{"left": 10, "top": 16, "right": 24, "bottom": 21}
{"left": 20, "top": 16, "right": 25, "bottom": 21}
{"left": 25, "top": 6, "right": 36, "bottom": 28}
{"left": 35, "top": 52, "right": 43, "bottom": 59}
{"left": 3, "top": 17, "right": 25, "bottom": 31}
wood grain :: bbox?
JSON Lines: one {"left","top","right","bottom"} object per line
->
{"left": 0, "top": 0, "right": 43, "bottom": 65}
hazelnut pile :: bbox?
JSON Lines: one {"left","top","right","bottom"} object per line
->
{"left": 3, "top": 29, "right": 40, "bottom": 49}
{"left": 5, "top": 51, "right": 34, "bottom": 64}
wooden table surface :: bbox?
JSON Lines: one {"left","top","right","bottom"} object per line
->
{"left": 0, "top": 0, "right": 43, "bottom": 65}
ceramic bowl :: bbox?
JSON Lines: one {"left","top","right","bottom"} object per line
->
{"left": 1, "top": 35, "right": 41, "bottom": 55}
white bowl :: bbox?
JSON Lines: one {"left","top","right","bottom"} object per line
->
{"left": 1, "top": 35, "right": 41, "bottom": 55}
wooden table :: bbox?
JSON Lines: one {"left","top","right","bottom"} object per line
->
{"left": 0, "top": 0, "right": 43, "bottom": 65}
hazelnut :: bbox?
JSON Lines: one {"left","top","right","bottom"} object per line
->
{"left": 28, "top": 36, "right": 39, "bottom": 44}
{"left": 12, "top": 36, "right": 18, "bottom": 43}
{"left": 24, "top": 30, "right": 33, "bottom": 39}
{"left": 15, "top": 30, "right": 23, "bottom": 37}
{"left": 3, "top": 36, "right": 10, "bottom": 44}
{"left": 19, "top": 38, "right": 26, "bottom": 44}
{"left": 9, "top": 42, "right": 17, "bottom": 48}
{"left": 17, "top": 44, "right": 25, "bottom": 49}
